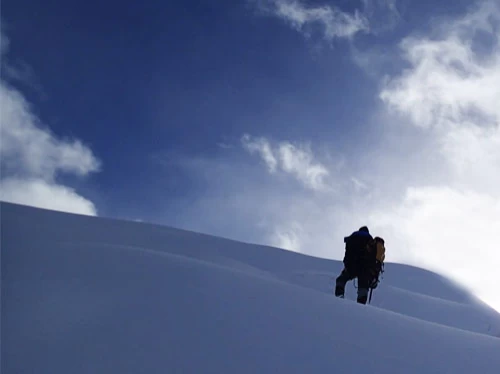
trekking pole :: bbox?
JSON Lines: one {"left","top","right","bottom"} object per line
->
{"left": 368, "top": 288, "right": 373, "bottom": 304}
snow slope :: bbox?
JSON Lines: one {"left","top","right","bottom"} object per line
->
{"left": 2, "top": 201, "right": 500, "bottom": 374}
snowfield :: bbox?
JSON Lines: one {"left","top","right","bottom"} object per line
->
{"left": 2, "top": 202, "right": 500, "bottom": 373}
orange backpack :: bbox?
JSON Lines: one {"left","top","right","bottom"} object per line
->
{"left": 366, "top": 236, "right": 385, "bottom": 280}
{"left": 367, "top": 237, "right": 385, "bottom": 301}
{"left": 374, "top": 237, "right": 385, "bottom": 264}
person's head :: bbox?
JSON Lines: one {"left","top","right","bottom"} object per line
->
{"left": 374, "top": 236, "right": 384, "bottom": 244}
{"left": 359, "top": 226, "right": 369, "bottom": 233}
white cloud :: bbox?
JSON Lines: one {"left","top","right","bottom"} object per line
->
{"left": 1, "top": 83, "right": 100, "bottom": 178}
{"left": 241, "top": 134, "right": 330, "bottom": 191}
{"left": 379, "top": 0, "right": 500, "bottom": 196}
{"left": 254, "top": 0, "right": 404, "bottom": 43}
{"left": 256, "top": 0, "right": 369, "bottom": 41}
{"left": 373, "top": 0, "right": 500, "bottom": 311}
{"left": 278, "top": 142, "right": 330, "bottom": 191}
{"left": 380, "top": 1, "right": 500, "bottom": 129}
{"left": 0, "top": 178, "right": 97, "bottom": 216}
{"left": 0, "top": 31, "right": 100, "bottom": 215}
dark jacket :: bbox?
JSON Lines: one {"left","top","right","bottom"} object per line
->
{"left": 343, "top": 229, "right": 373, "bottom": 274}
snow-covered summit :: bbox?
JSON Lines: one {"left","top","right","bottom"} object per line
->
{"left": 2, "top": 201, "right": 499, "bottom": 373}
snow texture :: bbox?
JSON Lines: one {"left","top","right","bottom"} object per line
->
{"left": 2, "top": 201, "right": 500, "bottom": 373}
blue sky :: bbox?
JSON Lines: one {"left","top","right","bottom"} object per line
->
{"left": 1, "top": 0, "right": 500, "bottom": 311}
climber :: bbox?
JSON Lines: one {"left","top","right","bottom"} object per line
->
{"left": 334, "top": 226, "right": 385, "bottom": 304}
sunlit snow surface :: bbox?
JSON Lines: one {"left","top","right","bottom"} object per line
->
{"left": 2, "top": 202, "right": 500, "bottom": 373}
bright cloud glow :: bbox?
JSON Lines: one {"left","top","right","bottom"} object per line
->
{"left": 373, "top": 187, "right": 500, "bottom": 310}
{"left": 271, "top": 221, "right": 303, "bottom": 252}
{"left": 257, "top": 0, "right": 369, "bottom": 41}
{"left": 0, "top": 32, "right": 100, "bottom": 216}
{"left": 441, "top": 125, "right": 500, "bottom": 195}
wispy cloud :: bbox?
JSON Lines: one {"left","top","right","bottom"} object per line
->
{"left": 0, "top": 31, "right": 100, "bottom": 216}
{"left": 351, "top": 177, "right": 369, "bottom": 192}
{"left": 361, "top": 0, "right": 401, "bottom": 34}
{"left": 380, "top": 1, "right": 500, "bottom": 129}
{"left": 253, "top": 0, "right": 404, "bottom": 43}
{"left": 241, "top": 134, "right": 278, "bottom": 173}
{"left": 241, "top": 134, "right": 331, "bottom": 191}
{"left": 278, "top": 141, "right": 330, "bottom": 191}
{"left": 255, "top": 0, "right": 369, "bottom": 41}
